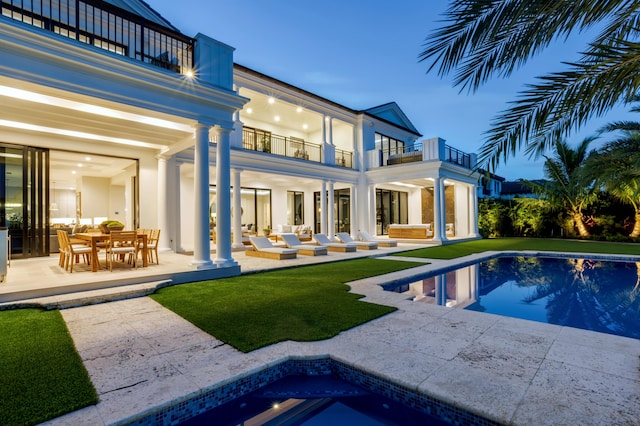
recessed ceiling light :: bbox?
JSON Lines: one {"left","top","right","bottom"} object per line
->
{"left": 268, "top": 97, "right": 275, "bottom": 104}
{"left": 303, "top": 124, "right": 308, "bottom": 129}
{"left": 77, "top": 163, "right": 83, "bottom": 167}
{"left": 296, "top": 106, "right": 302, "bottom": 113}
{"left": 85, "top": 156, "right": 91, "bottom": 161}
{"left": 72, "top": 170, "right": 76, "bottom": 174}
{"left": 274, "top": 116, "right": 280, "bottom": 122}
{"left": 246, "top": 107, "right": 253, "bottom": 114}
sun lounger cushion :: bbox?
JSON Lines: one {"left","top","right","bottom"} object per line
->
{"left": 358, "top": 230, "right": 398, "bottom": 247}
{"left": 337, "top": 232, "right": 378, "bottom": 249}
{"left": 280, "top": 233, "right": 327, "bottom": 255}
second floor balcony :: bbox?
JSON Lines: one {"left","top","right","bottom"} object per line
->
{"left": 241, "top": 127, "right": 353, "bottom": 168}
{"left": 369, "top": 137, "right": 474, "bottom": 170}
{"left": 2, "top": 0, "right": 194, "bottom": 75}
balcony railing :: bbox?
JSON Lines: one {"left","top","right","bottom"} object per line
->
{"left": 1, "top": 0, "right": 194, "bottom": 74}
{"left": 374, "top": 139, "right": 472, "bottom": 169}
{"left": 242, "top": 128, "right": 322, "bottom": 163}
{"left": 444, "top": 145, "right": 471, "bottom": 168}
{"left": 335, "top": 148, "right": 353, "bottom": 168}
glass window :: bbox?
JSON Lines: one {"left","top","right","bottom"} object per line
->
{"left": 287, "top": 191, "right": 304, "bottom": 225}
{"left": 376, "top": 189, "right": 408, "bottom": 235}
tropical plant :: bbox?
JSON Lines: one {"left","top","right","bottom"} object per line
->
{"left": 526, "top": 137, "right": 597, "bottom": 236}
{"left": 419, "top": 1, "right": 640, "bottom": 171}
{"left": 585, "top": 124, "right": 640, "bottom": 237}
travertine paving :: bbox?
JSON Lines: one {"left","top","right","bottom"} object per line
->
{"left": 43, "top": 252, "right": 640, "bottom": 425}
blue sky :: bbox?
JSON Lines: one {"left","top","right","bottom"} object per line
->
{"left": 149, "top": 0, "right": 636, "bottom": 180}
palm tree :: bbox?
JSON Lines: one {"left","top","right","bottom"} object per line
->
{"left": 419, "top": 1, "right": 640, "bottom": 171}
{"left": 527, "top": 137, "right": 597, "bottom": 236}
{"left": 584, "top": 126, "right": 640, "bottom": 237}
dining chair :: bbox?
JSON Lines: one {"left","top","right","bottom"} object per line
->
{"left": 147, "top": 229, "right": 160, "bottom": 264}
{"left": 58, "top": 230, "right": 92, "bottom": 273}
{"left": 106, "top": 230, "right": 138, "bottom": 271}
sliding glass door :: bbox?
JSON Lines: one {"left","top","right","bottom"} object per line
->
{"left": 0, "top": 144, "right": 49, "bottom": 258}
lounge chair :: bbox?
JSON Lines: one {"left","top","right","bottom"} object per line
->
{"left": 336, "top": 232, "right": 378, "bottom": 250}
{"left": 313, "top": 233, "right": 357, "bottom": 252}
{"left": 358, "top": 230, "right": 398, "bottom": 247}
{"left": 280, "top": 233, "right": 327, "bottom": 256}
{"left": 246, "top": 236, "right": 298, "bottom": 260}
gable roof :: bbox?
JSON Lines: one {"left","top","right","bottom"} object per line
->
{"left": 364, "top": 102, "right": 421, "bottom": 136}
{"left": 102, "top": 0, "right": 179, "bottom": 32}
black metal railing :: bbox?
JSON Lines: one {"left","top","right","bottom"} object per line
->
{"left": 335, "top": 148, "right": 352, "bottom": 168}
{"left": 242, "top": 128, "right": 322, "bottom": 163}
{"left": 383, "top": 145, "right": 422, "bottom": 166}
{"left": 444, "top": 145, "right": 471, "bottom": 168}
{"left": 2, "top": 0, "right": 194, "bottom": 74}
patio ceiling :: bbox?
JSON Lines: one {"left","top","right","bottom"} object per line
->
{"left": 0, "top": 76, "right": 195, "bottom": 152}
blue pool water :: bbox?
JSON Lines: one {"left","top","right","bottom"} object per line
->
{"left": 384, "top": 256, "right": 640, "bottom": 339}
{"left": 181, "top": 375, "right": 449, "bottom": 425}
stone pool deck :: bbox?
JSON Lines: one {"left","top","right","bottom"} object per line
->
{"left": 40, "top": 251, "right": 640, "bottom": 425}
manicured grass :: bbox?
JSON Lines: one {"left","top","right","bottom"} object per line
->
{"left": 0, "top": 309, "right": 98, "bottom": 425}
{"left": 394, "top": 237, "right": 640, "bottom": 259}
{"left": 151, "top": 258, "right": 424, "bottom": 352}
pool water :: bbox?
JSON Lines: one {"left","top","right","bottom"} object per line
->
{"left": 384, "top": 256, "right": 640, "bottom": 339}
{"left": 181, "top": 375, "right": 449, "bottom": 425}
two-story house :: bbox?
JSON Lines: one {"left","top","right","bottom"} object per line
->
{"left": 1, "top": 0, "right": 480, "bottom": 275}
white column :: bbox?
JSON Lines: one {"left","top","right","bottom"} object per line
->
{"left": 174, "top": 160, "right": 183, "bottom": 252}
{"left": 350, "top": 184, "right": 357, "bottom": 237}
{"left": 469, "top": 184, "right": 480, "bottom": 237}
{"left": 191, "top": 123, "right": 215, "bottom": 269}
{"left": 328, "top": 117, "right": 333, "bottom": 145}
{"left": 327, "top": 182, "right": 335, "bottom": 238}
{"left": 320, "top": 181, "right": 327, "bottom": 235}
{"left": 321, "top": 116, "right": 327, "bottom": 144}
{"left": 369, "top": 185, "right": 376, "bottom": 235}
{"left": 432, "top": 177, "right": 445, "bottom": 242}
{"left": 232, "top": 169, "right": 244, "bottom": 249}
{"left": 215, "top": 127, "right": 237, "bottom": 267}
{"left": 156, "top": 155, "right": 170, "bottom": 252}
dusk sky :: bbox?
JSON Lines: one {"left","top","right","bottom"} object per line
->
{"left": 149, "top": 0, "right": 635, "bottom": 180}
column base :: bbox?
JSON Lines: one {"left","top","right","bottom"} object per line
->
{"left": 216, "top": 257, "right": 238, "bottom": 268}
{"left": 190, "top": 259, "right": 216, "bottom": 270}
{"left": 232, "top": 243, "right": 245, "bottom": 250}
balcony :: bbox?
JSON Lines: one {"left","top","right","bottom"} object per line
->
{"left": 369, "top": 137, "right": 474, "bottom": 170}
{"left": 1, "top": 0, "right": 194, "bottom": 75}
{"left": 242, "top": 127, "right": 353, "bottom": 168}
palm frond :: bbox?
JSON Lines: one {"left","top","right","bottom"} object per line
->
{"left": 419, "top": 0, "right": 633, "bottom": 92}
{"left": 477, "top": 39, "right": 640, "bottom": 170}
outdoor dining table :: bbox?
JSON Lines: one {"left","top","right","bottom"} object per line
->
{"left": 74, "top": 232, "right": 148, "bottom": 272}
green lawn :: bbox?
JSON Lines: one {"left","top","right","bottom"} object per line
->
{"left": 151, "top": 258, "right": 424, "bottom": 352}
{"left": 394, "top": 237, "right": 640, "bottom": 259}
{"left": 0, "top": 309, "right": 98, "bottom": 426}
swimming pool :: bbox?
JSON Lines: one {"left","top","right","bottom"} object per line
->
{"left": 383, "top": 256, "right": 640, "bottom": 339}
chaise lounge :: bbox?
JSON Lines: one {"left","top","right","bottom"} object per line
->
{"left": 246, "top": 236, "right": 298, "bottom": 260}
{"left": 313, "top": 233, "right": 357, "bottom": 252}
{"left": 280, "top": 233, "right": 328, "bottom": 256}
{"left": 357, "top": 230, "right": 398, "bottom": 247}
{"left": 336, "top": 232, "right": 378, "bottom": 250}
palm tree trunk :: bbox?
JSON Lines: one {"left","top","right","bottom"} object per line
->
{"left": 573, "top": 212, "right": 590, "bottom": 237}
{"left": 630, "top": 213, "right": 640, "bottom": 238}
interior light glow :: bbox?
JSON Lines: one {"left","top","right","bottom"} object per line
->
{"left": 274, "top": 116, "right": 280, "bottom": 122}
{"left": 77, "top": 163, "right": 83, "bottom": 167}
{"left": 302, "top": 124, "right": 308, "bottom": 130}
{"left": 0, "top": 119, "right": 168, "bottom": 150}
{"left": 296, "top": 106, "right": 302, "bottom": 113}
{"left": 85, "top": 156, "right": 91, "bottom": 161}
{"left": 268, "top": 97, "right": 275, "bottom": 104}
{"left": 0, "top": 85, "right": 192, "bottom": 132}
{"left": 390, "top": 181, "right": 420, "bottom": 188}
{"left": 184, "top": 69, "right": 194, "bottom": 78}
{"left": 246, "top": 108, "right": 253, "bottom": 114}
{"left": 72, "top": 170, "right": 77, "bottom": 174}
